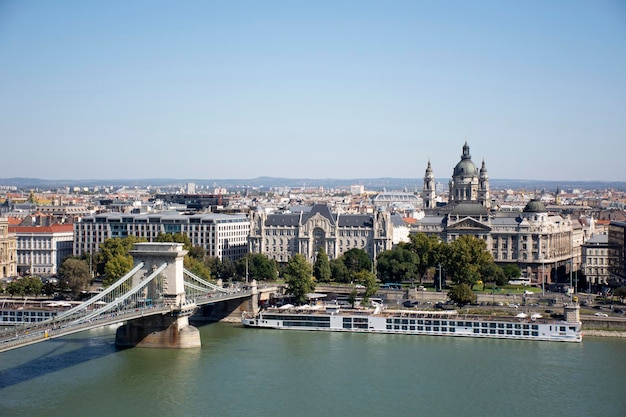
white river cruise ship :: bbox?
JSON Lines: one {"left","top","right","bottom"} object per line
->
{"left": 242, "top": 303, "right": 583, "bottom": 342}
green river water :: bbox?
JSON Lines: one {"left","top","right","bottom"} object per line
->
{"left": 0, "top": 323, "right": 624, "bottom": 417}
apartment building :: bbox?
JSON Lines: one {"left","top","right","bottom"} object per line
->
{"left": 73, "top": 212, "right": 249, "bottom": 262}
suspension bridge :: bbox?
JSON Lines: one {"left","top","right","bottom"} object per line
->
{"left": 0, "top": 243, "right": 273, "bottom": 353}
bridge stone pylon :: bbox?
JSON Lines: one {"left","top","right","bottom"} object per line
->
{"left": 115, "top": 242, "right": 201, "bottom": 349}
{"left": 130, "top": 242, "right": 187, "bottom": 306}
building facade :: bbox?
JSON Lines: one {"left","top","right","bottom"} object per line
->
{"left": 608, "top": 221, "right": 626, "bottom": 285}
{"left": 74, "top": 212, "right": 249, "bottom": 262}
{"left": 581, "top": 234, "right": 612, "bottom": 290}
{"left": 248, "top": 204, "right": 394, "bottom": 264}
{"left": 415, "top": 142, "right": 576, "bottom": 286}
{"left": 0, "top": 217, "right": 17, "bottom": 278}
{"left": 8, "top": 224, "right": 74, "bottom": 276}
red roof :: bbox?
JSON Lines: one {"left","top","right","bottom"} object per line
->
{"left": 8, "top": 224, "right": 74, "bottom": 234}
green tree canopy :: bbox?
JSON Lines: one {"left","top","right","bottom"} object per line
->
{"left": 376, "top": 244, "right": 420, "bottom": 284}
{"left": 97, "top": 236, "right": 145, "bottom": 279}
{"left": 58, "top": 258, "right": 92, "bottom": 298}
{"left": 184, "top": 255, "right": 212, "bottom": 280}
{"left": 313, "top": 248, "right": 332, "bottom": 283}
{"left": 502, "top": 264, "right": 522, "bottom": 282}
{"left": 441, "top": 236, "right": 493, "bottom": 286}
{"left": 206, "top": 257, "right": 236, "bottom": 282}
{"left": 155, "top": 232, "right": 192, "bottom": 250}
{"left": 330, "top": 258, "right": 350, "bottom": 283}
{"left": 236, "top": 253, "right": 278, "bottom": 281}
{"left": 352, "top": 269, "right": 378, "bottom": 303}
{"left": 480, "top": 263, "right": 507, "bottom": 289}
{"left": 103, "top": 252, "right": 134, "bottom": 287}
{"left": 447, "top": 283, "right": 477, "bottom": 307}
{"left": 283, "top": 254, "right": 315, "bottom": 305}
{"left": 341, "top": 248, "right": 371, "bottom": 275}
{"left": 6, "top": 276, "right": 44, "bottom": 297}
{"left": 407, "top": 233, "right": 443, "bottom": 284}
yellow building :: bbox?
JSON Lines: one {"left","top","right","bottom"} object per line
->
{"left": 0, "top": 217, "right": 17, "bottom": 278}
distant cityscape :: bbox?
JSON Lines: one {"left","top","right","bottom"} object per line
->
{"left": 1, "top": 143, "right": 625, "bottom": 295}
{"left": 1, "top": 176, "right": 625, "bottom": 193}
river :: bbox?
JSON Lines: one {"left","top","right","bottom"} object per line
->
{"left": 0, "top": 323, "right": 624, "bottom": 417}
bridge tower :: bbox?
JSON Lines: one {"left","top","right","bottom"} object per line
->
{"left": 115, "top": 243, "right": 201, "bottom": 349}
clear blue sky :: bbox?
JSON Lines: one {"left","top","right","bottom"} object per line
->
{"left": 1, "top": 0, "right": 625, "bottom": 181}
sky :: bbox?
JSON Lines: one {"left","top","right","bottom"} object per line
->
{"left": 1, "top": 0, "right": 625, "bottom": 182}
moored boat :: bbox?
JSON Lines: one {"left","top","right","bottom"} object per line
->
{"left": 242, "top": 303, "right": 583, "bottom": 342}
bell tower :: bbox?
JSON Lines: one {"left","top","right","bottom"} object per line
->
{"left": 422, "top": 159, "right": 436, "bottom": 209}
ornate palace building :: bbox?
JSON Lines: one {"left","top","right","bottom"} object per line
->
{"left": 0, "top": 217, "right": 17, "bottom": 278}
{"left": 248, "top": 204, "right": 394, "bottom": 264}
{"left": 416, "top": 142, "right": 578, "bottom": 287}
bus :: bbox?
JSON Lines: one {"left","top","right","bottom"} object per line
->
{"left": 380, "top": 283, "right": 402, "bottom": 290}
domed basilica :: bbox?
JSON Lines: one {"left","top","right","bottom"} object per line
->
{"left": 416, "top": 142, "right": 577, "bottom": 288}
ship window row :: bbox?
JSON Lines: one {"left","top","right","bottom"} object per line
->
{"left": 385, "top": 325, "right": 456, "bottom": 333}
{"left": 283, "top": 321, "right": 330, "bottom": 328}
{"left": 386, "top": 319, "right": 539, "bottom": 331}
{"left": 343, "top": 323, "right": 369, "bottom": 329}
{"left": 343, "top": 317, "right": 368, "bottom": 323}
{"left": 263, "top": 315, "right": 330, "bottom": 322}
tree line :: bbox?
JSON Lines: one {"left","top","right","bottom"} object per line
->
{"left": 3, "top": 232, "right": 523, "bottom": 306}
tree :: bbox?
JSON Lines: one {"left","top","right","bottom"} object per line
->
{"left": 447, "top": 283, "right": 477, "bottom": 307}
{"left": 502, "top": 264, "right": 522, "bottom": 283}
{"left": 480, "top": 263, "right": 507, "bottom": 290}
{"left": 330, "top": 258, "right": 350, "bottom": 283}
{"left": 347, "top": 289, "right": 358, "bottom": 308}
{"left": 6, "top": 276, "right": 44, "bottom": 297}
{"left": 97, "top": 236, "right": 144, "bottom": 280}
{"left": 103, "top": 253, "right": 134, "bottom": 286}
{"left": 376, "top": 245, "right": 419, "bottom": 284}
{"left": 313, "top": 248, "right": 332, "bottom": 282}
{"left": 341, "top": 248, "right": 371, "bottom": 275}
{"left": 283, "top": 254, "right": 315, "bottom": 305}
{"left": 407, "top": 233, "right": 443, "bottom": 284}
{"left": 58, "top": 258, "right": 92, "bottom": 298}
{"left": 441, "top": 236, "right": 493, "bottom": 287}
{"left": 155, "top": 232, "right": 192, "bottom": 250}
{"left": 184, "top": 255, "right": 212, "bottom": 280}
{"left": 206, "top": 257, "right": 236, "bottom": 282}
{"left": 352, "top": 270, "right": 378, "bottom": 304}
{"left": 236, "top": 253, "right": 278, "bottom": 281}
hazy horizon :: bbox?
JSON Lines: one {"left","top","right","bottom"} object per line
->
{"left": 2, "top": 1, "right": 625, "bottom": 182}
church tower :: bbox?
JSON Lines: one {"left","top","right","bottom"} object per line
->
{"left": 478, "top": 159, "right": 491, "bottom": 208}
{"left": 422, "top": 159, "right": 436, "bottom": 209}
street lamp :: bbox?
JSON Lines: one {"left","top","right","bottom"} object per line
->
{"left": 541, "top": 259, "right": 546, "bottom": 297}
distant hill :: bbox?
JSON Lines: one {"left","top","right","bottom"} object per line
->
{"left": 0, "top": 177, "right": 624, "bottom": 192}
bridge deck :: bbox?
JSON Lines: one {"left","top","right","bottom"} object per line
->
{"left": 0, "top": 290, "right": 259, "bottom": 353}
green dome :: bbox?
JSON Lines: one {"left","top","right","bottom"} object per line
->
{"left": 453, "top": 159, "right": 478, "bottom": 177}
{"left": 523, "top": 199, "right": 547, "bottom": 213}
{"left": 452, "top": 142, "right": 478, "bottom": 178}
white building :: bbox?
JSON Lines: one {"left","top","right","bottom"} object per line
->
{"left": 74, "top": 212, "right": 250, "bottom": 261}
{"left": 581, "top": 234, "right": 611, "bottom": 289}
{"left": 9, "top": 224, "right": 74, "bottom": 276}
